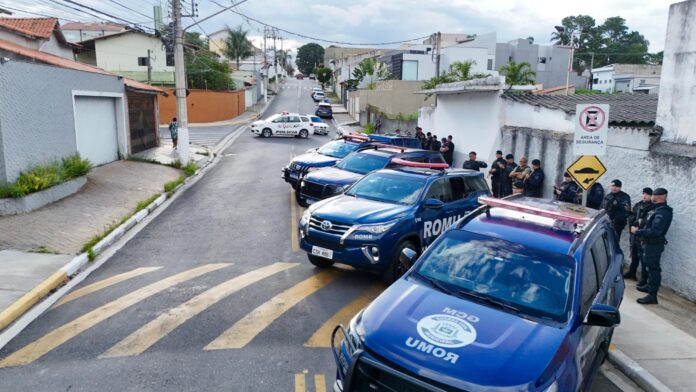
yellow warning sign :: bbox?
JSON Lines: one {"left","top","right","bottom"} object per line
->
{"left": 567, "top": 155, "right": 607, "bottom": 191}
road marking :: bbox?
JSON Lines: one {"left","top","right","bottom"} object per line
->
{"left": 291, "top": 189, "right": 299, "bottom": 252}
{"left": 53, "top": 267, "right": 162, "bottom": 309}
{"left": 295, "top": 373, "right": 306, "bottom": 392}
{"left": 0, "top": 263, "right": 229, "bottom": 368}
{"left": 315, "top": 374, "right": 327, "bottom": 392}
{"left": 100, "top": 263, "right": 298, "bottom": 358}
{"left": 304, "top": 284, "right": 383, "bottom": 348}
{"left": 204, "top": 269, "right": 342, "bottom": 350}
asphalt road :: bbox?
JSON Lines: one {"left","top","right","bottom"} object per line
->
{"left": 0, "top": 78, "right": 635, "bottom": 392}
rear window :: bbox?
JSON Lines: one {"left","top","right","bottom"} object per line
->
{"left": 310, "top": 116, "right": 323, "bottom": 122}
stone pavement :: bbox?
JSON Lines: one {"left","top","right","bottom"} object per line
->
{"left": 613, "top": 280, "right": 696, "bottom": 391}
{"left": 0, "top": 160, "right": 181, "bottom": 254}
{"left": 133, "top": 138, "right": 209, "bottom": 167}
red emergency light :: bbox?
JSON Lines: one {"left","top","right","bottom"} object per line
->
{"left": 478, "top": 196, "right": 592, "bottom": 224}
{"left": 391, "top": 158, "right": 449, "bottom": 169}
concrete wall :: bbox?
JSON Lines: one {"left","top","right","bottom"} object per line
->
{"left": 158, "top": 89, "right": 245, "bottom": 124}
{"left": 95, "top": 33, "right": 174, "bottom": 74}
{"left": 0, "top": 30, "right": 74, "bottom": 60}
{"left": 347, "top": 80, "right": 435, "bottom": 127}
{"left": 38, "top": 35, "right": 74, "bottom": 59}
{"left": 496, "top": 39, "right": 584, "bottom": 89}
{"left": 441, "top": 47, "right": 491, "bottom": 74}
{"left": 656, "top": 0, "right": 696, "bottom": 144}
{"left": 0, "top": 61, "right": 124, "bottom": 183}
{"left": 0, "top": 30, "right": 40, "bottom": 51}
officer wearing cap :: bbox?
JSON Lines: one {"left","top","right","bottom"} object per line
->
{"left": 554, "top": 172, "right": 580, "bottom": 203}
{"left": 500, "top": 154, "right": 517, "bottom": 197}
{"left": 488, "top": 150, "right": 506, "bottom": 197}
{"left": 624, "top": 187, "right": 653, "bottom": 282}
{"left": 631, "top": 188, "right": 672, "bottom": 305}
{"left": 601, "top": 179, "right": 632, "bottom": 239}
{"left": 462, "top": 151, "right": 488, "bottom": 171}
{"left": 523, "top": 159, "right": 545, "bottom": 197}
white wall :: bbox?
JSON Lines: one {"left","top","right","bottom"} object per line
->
{"left": 592, "top": 69, "right": 615, "bottom": 92}
{"left": 442, "top": 47, "right": 491, "bottom": 74}
{"left": 656, "top": 0, "right": 696, "bottom": 144}
{"left": 39, "top": 35, "right": 74, "bottom": 59}
{"left": 0, "top": 30, "right": 40, "bottom": 51}
{"left": 504, "top": 99, "right": 572, "bottom": 132}
{"left": 402, "top": 53, "right": 436, "bottom": 80}
{"left": 95, "top": 33, "right": 174, "bottom": 73}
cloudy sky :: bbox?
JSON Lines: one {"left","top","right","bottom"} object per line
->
{"left": 7, "top": 0, "right": 676, "bottom": 55}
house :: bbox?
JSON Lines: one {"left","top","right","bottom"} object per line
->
{"left": 208, "top": 28, "right": 264, "bottom": 65}
{"left": 73, "top": 30, "right": 175, "bottom": 86}
{"left": 0, "top": 17, "right": 73, "bottom": 59}
{"left": 346, "top": 80, "right": 435, "bottom": 128}
{"left": 60, "top": 22, "right": 125, "bottom": 43}
{"left": 0, "top": 37, "right": 165, "bottom": 183}
{"left": 591, "top": 64, "right": 662, "bottom": 94}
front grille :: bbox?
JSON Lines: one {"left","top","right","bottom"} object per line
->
{"left": 300, "top": 180, "right": 328, "bottom": 199}
{"left": 309, "top": 217, "right": 352, "bottom": 235}
{"left": 307, "top": 236, "right": 342, "bottom": 250}
{"left": 351, "top": 360, "right": 430, "bottom": 392}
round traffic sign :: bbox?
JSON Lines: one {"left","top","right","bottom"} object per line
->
{"left": 578, "top": 105, "right": 607, "bottom": 132}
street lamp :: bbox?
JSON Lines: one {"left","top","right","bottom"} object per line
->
{"left": 555, "top": 26, "right": 589, "bottom": 95}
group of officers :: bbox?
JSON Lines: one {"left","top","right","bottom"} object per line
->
{"left": 554, "top": 176, "right": 673, "bottom": 305}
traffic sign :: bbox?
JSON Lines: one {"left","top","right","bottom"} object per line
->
{"left": 567, "top": 155, "right": 607, "bottom": 191}
{"left": 574, "top": 104, "right": 609, "bottom": 156}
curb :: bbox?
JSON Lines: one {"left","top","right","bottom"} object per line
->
{"left": 608, "top": 345, "right": 673, "bottom": 392}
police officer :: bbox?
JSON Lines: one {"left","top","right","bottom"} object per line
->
{"left": 523, "top": 159, "right": 545, "bottom": 197}
{"left": 624, "top": 187, "right": 653, "bottom": 281}
{"left": 430, "top": 135, "right": 441, "bottom": 151}
{"left": 462, "top": 151, "right": 488, "bottom": 171}
{"left": 631, "top": 188, "right": 672, "bottom": 305}
{"left": 554, "top": 172, "right": 580, "bottom": 203}
{"left": 488, "top": 150, "right": 506, "bottom": 197}
{"left": 601, "top": 179, "right": 631, "bottom": 240}
{"left": 499, "top": 154, "right": 517, "bottom": 197}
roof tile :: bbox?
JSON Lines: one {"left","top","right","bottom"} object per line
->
{"left": 0, "top": 17, "right": 58, "bottom": 39}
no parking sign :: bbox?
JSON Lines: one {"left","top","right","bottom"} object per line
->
{"left": 574, "top": 104, "right": 609, "bottom": 156}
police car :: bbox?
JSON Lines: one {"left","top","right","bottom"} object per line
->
{"left": 250, "top": 112, "right": 312, "bottom": 138}
{"left": 299, "top": 160, "right": 490, "bottom": 281}
{"left": 297, "top": 147, "right": 446, "bottom": 207}
{"left": 332, "top": 196, "right": 624, "bottom": 392}
{"left": 308, "top": 115, "right": 330, "bottom": 135}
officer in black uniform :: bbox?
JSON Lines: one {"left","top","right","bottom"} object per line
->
{"left": 631, "top": 188, "right": 672, "bottom": 305}
{"left": 601, "top": 179, "right": 631, "bottom": 240}
{"left": 462, "top": 151, "right": 488, "bottom": 171}
{"left": 523, "top": 159, "right": 545, "bottom": 197}
{"left": 554, "top": 172, "right": 580, "bottom": 203}
{"left": 499, "top": 154, "right": 517, "bottom": 197}
{"left": 624, "top": 187, "right": 653, "bottom": 281}
{"left": 488, "top": 150, "right": 506, "bottom": 197}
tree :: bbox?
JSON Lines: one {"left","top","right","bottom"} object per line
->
{"left": 315, "top": 67, "right": 332, "bottom": 88}
{"left": 181, "top": 32, "right": 234, "bottom": 91}
{"left": 296, "top": 43, "right": 324, "bottom": 75}
{"left": 224, "top": 25, "right": 254, "bottom": 70}
{"left": 422, "top": 61, "right": 485, "bottom": 90}
{"left": 351, "top": 57, "right": 392, "bottom": 88}
{"left": 499, "top": 61, "right": 536, "bottom": 85}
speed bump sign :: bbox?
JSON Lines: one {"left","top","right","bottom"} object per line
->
{"left": 567, "top": 155, "right": 607, "bottom": 191}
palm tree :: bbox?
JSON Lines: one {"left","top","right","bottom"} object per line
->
{"left": 224, "top": 25, "right": 254, "bottom": 70}
{"left": 499, "top": 61, "right": 536, "bottom": 86}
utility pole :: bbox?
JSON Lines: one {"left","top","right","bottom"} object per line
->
{"left": 589, "top": 52, "right": 595, "bottom": 90}
{"left": 273, "top": 28, "right": 278, "bottom": 92}
{"left": 172, "top": 0, "right": 190, "bottom": 163}
{"left": 263, "top": 26, "right": 268, "bottom": 103}
{"left": 436, "top": 31, "right": 441, "bottom": 77}
{"left": 146, "top": 49, "right": 152, "bottom": 85}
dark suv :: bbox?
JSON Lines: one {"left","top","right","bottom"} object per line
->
{"left": 315, "top": 103, "right": 333, "bottom": 118}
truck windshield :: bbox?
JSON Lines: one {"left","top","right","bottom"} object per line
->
{"left": 414, "top": 230, "right": 575, "bottom": 322}
{"left": 317, "top": 141, "right": 359, "bottom": 159}
{"left": 335, "top": 152, "right": 389, "bottom": 175}
{"left": 345, "top": 172, "right": 426, "bottom": 205}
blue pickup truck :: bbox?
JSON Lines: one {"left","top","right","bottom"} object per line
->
{"left": 299, "top": 160, "right": 490, "bottom": 281}
{"left": 332, "top": 196, "right": 624, "bottom": 392}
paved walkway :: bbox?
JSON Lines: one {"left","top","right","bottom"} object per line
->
{"left": 0, "top": 161, "right": 181, "bottom": 254}
{"left": 133, "top": 139, "right": 209, "bottom": 166}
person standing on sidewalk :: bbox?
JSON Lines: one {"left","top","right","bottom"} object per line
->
{"left": 168, "top": 117, "right": 178, "bottom": 149}
{"left": 631, "top": 188, "right": 673, "bottom": 305}
{"left": 624, "top": 187, "right": 653, "bottom": 281}
{"left": 602, "top": 179, "right": 632, "bottom": 240}
{"left": 510, "top": 157, "right": 531, "bottom": 195}
{"left": 488, "top": 150, "right": 506, "bottom": 197}
{"left": 500, "top": 154, "right": 517, "bottom": 197}
{"left": 554, "top": 172, "right": 580, "bottom": 203}
{"left": 440, "top": 137, "right": 453, "bottom": 166}
{"left": 522, "top": 159, "right": 545, "bottom": 197}
{"left": 430, "top": 135, "right": 441, "bottom": 152}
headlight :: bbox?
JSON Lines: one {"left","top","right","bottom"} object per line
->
{"left": 300, "top": 210, "right": 311, "bottom": 226}
{"left": 328, "top": 184, "right": 348, "bottom": 194}
{"left": 347, "top": 311, "right": 365, "bottom": 353}
{"left": 354, "top": 220, "right": 397, "bottom": 234}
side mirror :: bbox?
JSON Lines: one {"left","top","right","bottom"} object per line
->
{"left": 585, "top": 303, "right": 621, "bottom": 327}
{"left": 400, "top": 248, "right": 418, "bottom": 270}
{"left": 424, "top": 198, "right": 444, "bottom": 209}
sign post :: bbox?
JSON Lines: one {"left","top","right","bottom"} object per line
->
{"left": 574, "top": 104, "right": 609, "bottom": 206}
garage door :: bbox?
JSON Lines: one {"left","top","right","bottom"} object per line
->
{"left": 74, "top": 96, "right": 119, "bottom": 166}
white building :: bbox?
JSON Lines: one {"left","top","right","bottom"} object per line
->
{"left": 591, "top": 64, "right": 662, "bottom": 94}
{"left": 0, "top": 17, "right": 73, "bottom": 59}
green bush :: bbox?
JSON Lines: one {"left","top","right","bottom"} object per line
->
{"left": 0, "top": 154, "right": 91, "bottom": 199}
{"left": 62, "top": 154, "right": 92, "bottom": 178}
{"left": 164, "top": 175, "right": 186, "bottom": 194}
{"left": 363, "top": 123, "right": 375, "bottom": 134}
{"left": 183, "top": 162, "right": 198, "bottom": 177}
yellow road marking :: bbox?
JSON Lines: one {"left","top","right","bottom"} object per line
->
{"left": 53, "top": 267, "right": 162, "bottom": 308}
{"left": 205, "top": 269, "right": 342, "bottom": 350}
{"left": 0, "top": 263, "right": 229, "bottom": 368}
{"left": 291, "top": 190, "right": 299, "bottom": 252}
{"left": 304, "top": 284, "right": 384, "bottom": 348}
{"left": 101, "top": 263, "right": 298, "bottom": 358}
{"left": 315, "top": 374, "right": 327, "bottom": 392}
{"left": 295, "top": 373, "right": 306, "bottom": 392}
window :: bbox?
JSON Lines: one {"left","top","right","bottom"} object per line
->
{"left": 593, "top": 78, "right": 598, "bottom": 84}
{"left": 487, "top": 59, "right": 493, "bottom": 70}
{"left": 448, "top": 176, "right": 488, "bottom": 201}
{"left": 424, "top": 179, "right": 453, "bottom": 203}
{"left": 640, "top": 79, "right": 646, "bottom": 84}
{"left": 166, "top": 53, "right": 174, "bottom": 67}
{"left": 289, "top": 116, "right": 301, "bottom": 123}
{"left": 538, "top": 57, "right": 547, "bottom": 64}
{"left": 591, "top": 236, "right": 609, "bottom": 280}
{"left": 272, "top": 116, "right": 287, "bottom": 123}
{"left": 137, "top": 57, "right": 149, "bottom": 66}
{"left": 300, "top": 116, "right": 310, "bottom": 122}
{"left": 402, "top": 60, "right": 418, "bottom": 81}
{"left": 581, "top": 250, "right": 599, "bottom": 315}
{"left": 509, "top": 56, "right": 512, "bottom": 62}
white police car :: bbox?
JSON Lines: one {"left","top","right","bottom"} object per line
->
{"left": 250, "top": 112, "right": 311, "bottom": 138}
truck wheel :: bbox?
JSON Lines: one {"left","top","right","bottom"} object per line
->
{"left": 262, "top": 128, "right": 272, "bottom": 138}
{"left": 308, "top": 254, "right": 335, "bottom": 268}
{"left": 299, "top": 129, "right": 309, "bottom": 139}
{"left": 382, "top": 240, "right": 417, "bottom": 284}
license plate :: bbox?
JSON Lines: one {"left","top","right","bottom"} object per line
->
{"left": 289, "top": 172, "right": 299, "bottom": 179}
{"left": 312, "top": 246, "right": 333, "bottom": 259}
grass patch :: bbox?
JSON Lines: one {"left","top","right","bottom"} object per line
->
{"left": 183, "top": 161, "right": 198, "bottom": 176}
{"left": 29, "top": 246, "right": 59, "bottom": 254}
{"left": 195, "top": 151, "right": 210, "bottom": 156}
{"left": 0, "top": 154, "right": 91, "bottom": 199}
{"left": 126, "top": 155, "right": 161, "bottom": 165}
{"left": 164, "top": 175, "right": 186, "bottom": 196}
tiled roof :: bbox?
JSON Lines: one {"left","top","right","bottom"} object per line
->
{"left": 533, "top": 84, "right": 573, "bottom": 94}
{"left": 0, "top": 17, "right": 58, "bottom": 39}
{"left": 501, "top": 93, "right": 658, "bottom": 126}
{"left": 0, "top": 38, "right": 164, "bottom": 95}
{"left": 61, "top": 22, "right": 124, "bottom": 31}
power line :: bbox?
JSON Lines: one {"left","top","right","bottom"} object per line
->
{"left": 105, "top": 0, "right": 153, "bottom": 21}
{"left": 0, "top": 3, "right": 81, "bottom": 20}
{"left": 52, "top": 0, "right": 153, "bottom": 30}
{"left": 209, "top": 0, "right": 430, "bottom": 46}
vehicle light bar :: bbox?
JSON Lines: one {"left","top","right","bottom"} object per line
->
{"left": 478, "top": 196, "right": 592, "bottom": 224}
{"left": 373, "top": 144, "right": 406, "bottom": 152}
{"left": 343, "top": 133, "right": 369, "bottom": 142}
{"left": 391, "top": 158, "right": 449, "bottom": 169}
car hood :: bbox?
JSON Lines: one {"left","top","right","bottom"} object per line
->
{"left": 251, "top": 120, "right": 265, "bottom": 126}
{"left": 311, "top": 195, "right": 411, "bottom": 224}
{"left": 303, "top": 167, "right": 362, "bottom": 187}
{"left": 292, "top": 152, "right": 337, "bottom": 167}
{"left": 359, "top": 278, "right": 568, "bottom": 391}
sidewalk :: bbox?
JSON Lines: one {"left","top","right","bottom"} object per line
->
{"left": 612, "top": 280, "right": 696, "bottom": 392}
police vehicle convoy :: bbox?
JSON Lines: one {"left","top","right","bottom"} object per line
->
{"left": 296, "top": 146, "right": 446, "bottom": 207}
{"left": 331, "top": 196, "right": 624, "bottom": 392}
{"left": 283, "top": 134, "right": 422, "bottom": 190}
{"left": 250, "top": 112, "right": 312, "bottom": 138}
{"left": 299, "top": 160, "right": 490, "bottom": 282}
